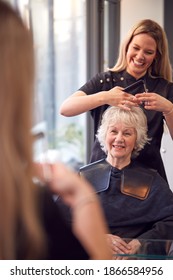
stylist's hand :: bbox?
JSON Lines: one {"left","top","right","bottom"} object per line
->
{"left": 135, "top": 92, "right": 173, "bottom": 113}
{"left": 105, "top": 86, "right": 138, "bottom": 109}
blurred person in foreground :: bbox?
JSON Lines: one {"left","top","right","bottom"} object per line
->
{"left": 0, "top": 0, "right": 111, "bottom": 260}
{"left": 79, "top": 106, "right": 173, "bottom": 259}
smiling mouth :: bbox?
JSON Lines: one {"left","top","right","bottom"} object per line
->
{"left": 113, "top": 144, "right": 125, "bottom": 149}
{"left": 133, "top": 59, "right": 144, "bottom": 67}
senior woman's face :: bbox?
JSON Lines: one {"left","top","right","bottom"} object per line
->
{"left": 105, "top": 122, "right": 137, "bottom": 166}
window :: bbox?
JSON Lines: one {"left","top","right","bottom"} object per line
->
{"left": 10, "top": 0, "right": 87, "bottom": 169}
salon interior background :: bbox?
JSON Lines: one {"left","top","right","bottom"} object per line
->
{"left": 8, "top": 0, "right": 173, "bottom": 189}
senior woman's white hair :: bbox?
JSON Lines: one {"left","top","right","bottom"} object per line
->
{"left": 96, "top": 106, "right": 151, "bottom": 158}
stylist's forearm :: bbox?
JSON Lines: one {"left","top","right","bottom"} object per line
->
{"left": 59, "top": 91, "right": 107, "bottom": 116}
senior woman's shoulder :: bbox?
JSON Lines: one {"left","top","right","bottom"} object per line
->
{"left": 130, "top": 161, "right": 172, "bottom": 191}
{"left": 79, "top": 159, "right": 111, "bottom": 192}
{"left": 80, "top": 158, "right": 110, "bottom": 172}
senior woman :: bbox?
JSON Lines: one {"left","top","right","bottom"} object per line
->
{"left": 80, "top": 106, "right": 173, "bottom": 259}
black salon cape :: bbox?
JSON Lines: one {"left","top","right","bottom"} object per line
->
{"left": 80, "top": 159, "right": 173, "bottom": 241}
{"left": 79, "top": 70, "right": 173, "bottom": 181}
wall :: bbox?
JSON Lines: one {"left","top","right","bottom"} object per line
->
{"left": 120, "top": 0, "right": 173, "bottom": 190}
{"left": 120, "top": 0, "right": 163, "bottom": 41}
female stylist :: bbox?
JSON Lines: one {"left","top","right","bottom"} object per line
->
{"left": 60, "top": 19, "right": 173, "bottom": 181}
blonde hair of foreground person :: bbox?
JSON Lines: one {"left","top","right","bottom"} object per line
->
{"left": 0, "top": 1, "right": 111, "bottom": 260}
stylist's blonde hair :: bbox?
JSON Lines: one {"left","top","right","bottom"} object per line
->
{"left": 110, "top": 19, "right": 172, "bottom": 82}
{"left": 0, "top": 1, "right": 45, "bottom": 259}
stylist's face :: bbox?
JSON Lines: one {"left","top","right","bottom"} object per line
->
{"left": 126, "top": 33, "right": 157, "bottom": 79}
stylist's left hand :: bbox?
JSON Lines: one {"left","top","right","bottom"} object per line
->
{"left": 135, "top": 92, "right": 173, "bottom": 113}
